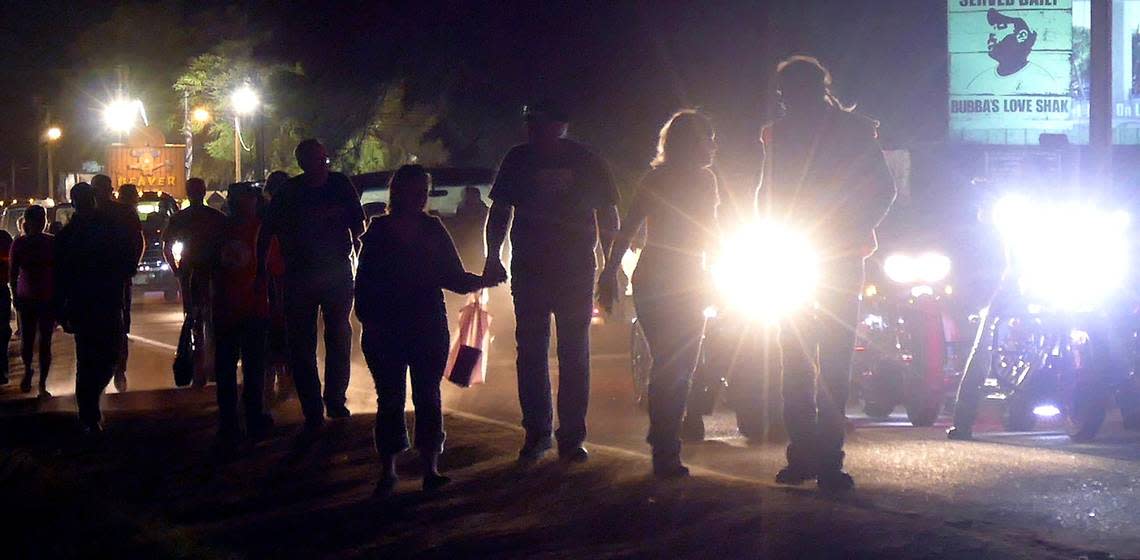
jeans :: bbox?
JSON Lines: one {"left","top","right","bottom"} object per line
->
{"left": 362, "top": 324, "right": 448, "bottom": 457}
{"left": 17, "top": 300, "right": 55, "bottom": 386}
{"left": 74, "top": 312, "right": 125, "bottom": 428}
{"left": 779, "top": 260, "right": 863, "bottom": 473}
{"left": 214, "top": 318, "right": 269, "bottom": 432}
{"left": 284, "top": 267, "right": 354, "bottom": 421}
{"left": 115, "top": 282, "right": 132, "bottom": 378}
{"left": 633, "top": 287, "right": 705, "bottom": 459}
{"left": 512, "top": 277, "right": 594, "bottom": 448}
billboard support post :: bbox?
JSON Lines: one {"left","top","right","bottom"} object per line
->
{"left": 1090, "top": 0, "right": 1112, "bottom": 182}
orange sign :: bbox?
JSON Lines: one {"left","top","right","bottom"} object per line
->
{"left": 106, "top": 127, "right": 187, "bottom": 198}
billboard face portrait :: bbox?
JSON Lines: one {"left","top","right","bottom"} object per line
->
{"left": 949, "top": 1, "right": 1075, "bottom": 144}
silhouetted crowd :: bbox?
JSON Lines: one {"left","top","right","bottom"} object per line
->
{"left": 1, "top": 55, "right": 894, "bottom": 495}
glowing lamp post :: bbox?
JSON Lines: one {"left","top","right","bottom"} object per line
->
{"left": 191, "top": 107, "right": 211, "bottom": 124}
{"left": 45, "top": 126, "right": 62, "bottom": 200}
{"left": 231, "top": 85, "right": 259, "bottom": 182}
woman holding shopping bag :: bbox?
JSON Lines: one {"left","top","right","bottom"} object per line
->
{"left": 355, "top": 164, "right": 492, "bottom": 497}
{"left": 598, "top": 110, "right": 720, "bottom": 478}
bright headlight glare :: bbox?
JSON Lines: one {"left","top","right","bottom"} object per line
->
{"left": 998, "top": 197, "right": 1131, "bottom": 310}
{"left": 884, "top": 254, "right": 916, "bottom": 283}
{"left": 712, "top": 222, "right": 817, "bottom": 321}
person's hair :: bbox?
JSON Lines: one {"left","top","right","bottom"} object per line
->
{"left": 118, "top": 183, "right": 139, "bottom": 204}
{"left": 226, "top": 182, "right": 260, "bottom": 216}
{"left": 387, "top": 164, "right": 431, "bottom": 215}
{"left": 776, "top": 55, "right": 853, "bottom": 112}
{"left": 91, "top": 174, "right": 113, "bottom": 199}
{"left": 187, "top": 177, "right": 207, "bottom": 202}
{"left": 71, "top": 182, "right": 95, "bottom": 212}
{"left": 651, "top": 109, "right": 715, "bottom": 169}
{"left": 294, "top": 139, "right": 323, "bottom": 163}
{"left": 23, "top": 205, "right": 47, "bottom": 233}
{"left": 265, "top": 170, "right": 289, "bottom": 197}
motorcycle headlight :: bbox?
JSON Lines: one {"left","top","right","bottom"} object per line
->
{"left": 996, "top": 195, "right": 1131, "bottom": 310}
{"left": 171, "top": 240, "right": 184, "bottom": 265}
{"left": 884, "top": 252, "right": 951, "bottom": 284}
{"left": 712, "top": 222, "right": 818, "bottom": 321}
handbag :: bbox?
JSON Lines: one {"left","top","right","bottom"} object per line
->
{"left": 446, "top": 291, "right": 491, "bottom": 387}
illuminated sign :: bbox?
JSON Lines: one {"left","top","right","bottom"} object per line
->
{"left": 106, "top": 126, "right": 187, "bottom": 197}
{"left": 949, "top": 0, "right": 1075, "bottom": 144}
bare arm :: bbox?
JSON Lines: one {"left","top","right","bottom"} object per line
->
{"left": 482, "top": 201, "right": 512, "bottom": 284}
{"left": 598, "top": 190, "right": 649, "bottom": 312}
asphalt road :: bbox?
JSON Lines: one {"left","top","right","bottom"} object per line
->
{"left": 5, "top": 295, "right": 1140, "bottom": 558}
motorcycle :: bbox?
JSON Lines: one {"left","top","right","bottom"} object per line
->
{"left": 961, "top": 195, "right": 1136, "bottom": 441}
{"left": 853, "top": 250, "right": 965, "bottom": 426}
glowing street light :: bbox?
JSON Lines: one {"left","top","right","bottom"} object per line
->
{"left": 103, "top": 97, "right": 146, "bottom": 134}
{"left": 230, "top": 85, "right": 259, "bottom": 181}
{"left": 231, "top": 85, "right": 259, "bottom": 116}
{"left": 191, "top": 106, "right": 211, "bottom": 123}
{"left": 45, "top": 126, "right": 62, "bottom": 200}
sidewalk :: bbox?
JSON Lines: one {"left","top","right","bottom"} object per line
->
{"left": 0, "top": 390, "right": 1077, "bottom": 560}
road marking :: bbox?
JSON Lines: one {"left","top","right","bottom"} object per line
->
{"left": 127, "top": 334, "right": 178, "bottom": 352}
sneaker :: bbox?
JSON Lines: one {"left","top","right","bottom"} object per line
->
{"left": 373, "top": 474, "right": 398, "bottom": 499}
{"left": 946, "top": 426, "right": 973, "bottom": 441}
{"left": 20, "top": 375, "right": 33, "bottom": 393}
{"left": 559, "top": 445, "right": 589, "bottom": 464}
{"left": 326, "top": 404, "right": 351, "bottom": 419}
{"left": 517, "top": 435, "right": 553, "bottom": 464}
{"left": 422, "top": 473, "right": 452, "bottom": 492}
{"left": 817, "top": 470, "right": 855, "bottom": 492}
{"left": 113, "top": 372, "right": 128, "bottom": 393}
{"left": 775, "top": 466, "right": 816, "bottom": 486}
{"left": 37, "top": 388, "right": 52, "bottom": 400}
{"left": 79, "top": 420, "right": 104, "bottom": 435}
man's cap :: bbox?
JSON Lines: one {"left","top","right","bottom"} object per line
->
{"left": 523, "top": 100, "right": 569, "bottom": 123}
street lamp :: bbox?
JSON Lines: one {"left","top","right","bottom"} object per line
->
{"left": 103, "top": 98, "right": 144, "bottom": 134}
{"left": 45, "top": 126, "right": 61, "bottom": 200}
{"left": 231, "top": 85, "right": 259, "bottom": 182}
{"left": 191, "top": 106, "right": 211, "bottom": 124}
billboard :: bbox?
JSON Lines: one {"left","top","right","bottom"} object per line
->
{"left": 105, "top": 126, "right": 187, "bottom": 198}
{"left": 948, "top": 0, "right": 1077, "bottom": 144}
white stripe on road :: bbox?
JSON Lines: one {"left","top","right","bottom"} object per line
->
{"left": 127, "top": 334, "right": 178, "bottom": 352}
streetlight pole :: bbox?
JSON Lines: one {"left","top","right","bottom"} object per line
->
{"left": 234, "top": 115, "right": 242, "bottom": 182}
{"left": 45, "top": 126, "right": 61, "bottom": 200}
{"left": 230, "top": 85, "right": 259, "bottom": 183}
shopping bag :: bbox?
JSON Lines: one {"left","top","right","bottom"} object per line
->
{"left": 447, "top": 291, "right": 492, "bottom": 387}
{"left": 172, "top": 314, "right": 194, "bottom": 387}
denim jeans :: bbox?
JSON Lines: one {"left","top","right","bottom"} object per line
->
{"left": 362, "top": 324, "right": 448, "bottom": 457}
{"left": 633, "top": 287, "right": 705, "bottom": 459}
{"left": 214, "top": 318, "right": 269, "bottom": 432}
{"left": 284, "top": 266, "right": 354, "bottom": 421}
{"left": 512, "top": 277, "right": 594, "bottom": 448}
{"left": 779, "top": 260, "right": 863, "bottom": 473}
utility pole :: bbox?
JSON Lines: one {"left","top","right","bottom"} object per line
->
{"left": 1090, "top": 0, "right": 1112, "bottom": 184}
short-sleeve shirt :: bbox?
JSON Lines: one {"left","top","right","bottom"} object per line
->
{"left": 489, "top": 139, "right": 619, "bottom": 282}
{"left": 10, "top": 232, "right": 54, "bottom": 302}
{"left": 163, "top": 204, "right": 228, "bottom": 272}
{"left": 265, "top": 172, "right": 365, "bottom": 279}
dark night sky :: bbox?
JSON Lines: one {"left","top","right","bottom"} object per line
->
{"left": 0, "top": 0, "right": 947, "bottom": 192}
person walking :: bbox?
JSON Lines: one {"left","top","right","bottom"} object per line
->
{"left": 356, "top": 165, "right": 488, "bottom": 496}
{"left": 0, "top": 231, "right": 12, "bottom": 387}
{"left": 10, "top": 205, "right": 56, "bottom": 398}
{"left": 261, "top": 170, "right": 293, "bottom": 403}
{"left": 757, "top": 56, "right": 896, "bottom": 492}
{"left": 212, "top": 183, "right": 275, "bottom": 443}
{"left": 91, "top": 176, "right": 143, "bottom": 392}
{"left": 55, "top": 182, "right": 136, "bottom": 434}
{"left": 483, "top": 101, "right": 621, "bottom": 463}
{"left": 598, "top": 110, "right": 719, "bottom": 477}
{"left": 262, "top": 140, "right": 365, "bottom": 429}
{"left": 163, "top": 178, "right": 227, "bottom": 387}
